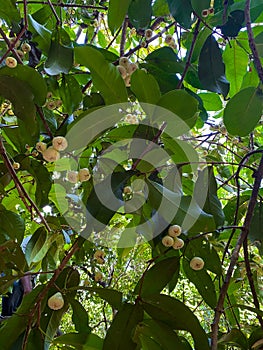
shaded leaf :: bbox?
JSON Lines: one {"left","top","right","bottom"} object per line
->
{"left": 166, "top": 0, "right": 194, "bottom": 29}
{"left": 28, "top": 14, "right": 51, "bottom": 52}
{"left": 218, "top": 329, "right": 248, "bottom": 350}
{"left": 53, "top": 333, "right": 103, "bottom": 349}
{"left": 45, "top": 28, "right": 74, "bottom": 75}
{"left": 131, "top": 69, "right": 161, "bottom": 104}
{"left": 218, "top": 10, "right": 245, "bottom": 38}
{"left": 108, "top": 0, "right": 131, "bottom": 34}
{"left": 128, "top": 0, "right": 152, "bottom": 29}
{"left": 69, "top": 298, "right": 91, "bottom": 333}
{"left": 59, "top": 75, "right": 82, "bottom": 114}
{"left": 0, "top": 208, "right": 25, "bottom": 242}
{"left": 0, "top": 0, "right": 20, "bottom": 25}
{"left": 223, "top": 87, "right": 263, "bottom": 136}
{"left": 145, "top": 47, "right": 184, "bottom": 74}
{"left": 142, "top": 294, "right": 210, "bottom": 350}
{"left": 25, "top": 227, "right": 48, "bottom": 265}
{"left": 191, "top": 0, "right": 210, "bottom": 16}
{"left": 86, "top": 287, "right": 123, "bottom": 310}
{"left": 198, "top": 34, "right": 230, "bottom": 97}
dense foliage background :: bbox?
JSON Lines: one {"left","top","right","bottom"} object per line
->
{"left": 0, "top": 0, "right": 263, "bottom": 349}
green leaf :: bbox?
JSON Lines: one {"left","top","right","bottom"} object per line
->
{"left": 166, "top": 0, "right": 194, "bottom": 29}
{"left": 191, "top": 0, "right": 210, "bottom": 16}
{"left": 0, "top": 65, "right": 47, "bottom": 106}
{"left": 103, "top": 303, "right": 144, "bottom": 350}
{"left": 152, "top": 0, "right": 170, "bottom": 16}
{"left": 0, "top": 0, "right": 20, "bottom": 25}
{"left": 53, "top": 333, "right": 103, "bottom": 349}
{"left": 86, "top": 287, "right": 123, "bottom": 310}
{"left": 74, "top": 45, "right": 128, "bottom": 104}
{"left": 255, "top": 32, "right": 263, "bottom": 57}
{"left": 194, "top": 167, "right": 225, "bottom": 227}
{"left": 0, "top": 75, "right": 36, "bottom": 124}
{"left": 128, "top": 0, "right": 152, "bottom": 29}
{"left": 139, "top": 334, "right": 162, "bottom": 350}
{"left": 28, "top": 14, "right": 52, "bottom": 52}
{"left": 45, "top": 27, "right": 74, "bottom": 75}
{"left": 69, "top": 298, "right": 91, "bottom": 333}
{"left": 142, "top": 294, "right": 210, "bottom": 350}
{"left": 131, "top": 70, "right": 161, "bottom": 104}
{"left": 108, "top": 0, "right": 131, "bottom": 34}
{"left": 25, "top": 227, "right": 48, "bottom": 265}
{"left": 198, "top": 92, "right": 223, "bottom": 111}
{"left": 156, "top": 89, "right": 199, "bottom": 130}
{"left": 249, "top": 201, "right": 263, "bottom": 253}
{"left": 145, "top": 47, "right": 184, "bottom": 74}
{"left": 59, "top": 75, "right": 82, "bottom": 114}
{"left": 147, "top": 180, "right": 216, "bottom": 234}
{"left": 218, "top": 329, "right": 248, "bottom": 350}
{"left": 0, "top": 208, "right": 25, "bottom": 242}
{"left": 182, "top": 257, "right": 217, "bottom": 309}
{"left": 134, "top": 257, "right": 180, "bottom": 297}
{"left": 223, "top": 87, "right": 263, "bottom": 136}
{"left": 223, "top": 40, "right": 248, "bottom": 97}
{"left": 198, "top": 34, "right": 230, "bottom": 97}
{"left": 218, "top": 10, "right": 245, "bottom": 38}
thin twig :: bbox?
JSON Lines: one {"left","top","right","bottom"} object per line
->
{"left": 211, "top": 153, "right": 263, "bottom": 349}
{"left": 36, "top": 106, "right": 53, "bottom": 138}
{"left": 47, "top": 0, "right": 61, "bottom": 25}
{"left": 120, "top": 16, "right": 129, "bottom": 57}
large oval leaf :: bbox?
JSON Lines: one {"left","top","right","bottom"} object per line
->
{"left": 108, "top": 0, "right": 131, "bottom": 34}
{"left": 223, "top": 87, "right": 263, "bottom": 136}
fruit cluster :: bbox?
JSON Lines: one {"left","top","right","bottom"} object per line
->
{"left": 67, "top": 168, "right": 91, "bottom": 184}
{"left": 117, "top": 57, "right": 138, "bottom": 87}
{"left": 36, "top": 136, "right": 68, "bottom": 162}
{"left": 162, "top": 225, "right": 184, "bottom": 250}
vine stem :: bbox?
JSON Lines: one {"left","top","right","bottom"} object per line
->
{"left": 245, "top": 0, "right": 263, "bottom": 84}
{"left": 22, "top": 237, "right": 83, "bottom": 349}
{"left": 0, "top": 138, "right": 51, "bottom": 232}
{"left": 177, "top": 19, "right": 201, "bottom": 89}
{"left": 211, "top": 153, "right": 263, "bottom": 350}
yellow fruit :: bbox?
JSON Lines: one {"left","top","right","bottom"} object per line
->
{"left": 5, "top": 57, "right": 17, "bottom": 68}
{"left": 36, "top": 141, "right": 47, "bottom": 153}
{"left": 13, "top": 162, "right": 20, "bottom": 170}
{"left": 94, "top": 250, "right": 105, "bottom": 260}
{"left": 94, "top": 272, "right": 103, "bottom": 282}
{"left": 42, "top": 147, "right": 60, "bottom": 162}
{"left": 48, "top": 292, "right": 64, "bottom": 310}
{"left": 172, "top": 237, "right": 184, "bottom": 250}
{"left": 78, "top": 168, "right": 91, "bottom": 182}
{"left": 52, "top": 136, "right": 68, "bottom": 151}
{"left": 190, "top": 257, "right": 205, "bottom": 271}
{"left": 162, "top": 235, "right": 174, "bottom": 247}
{"left": 67, "top": 171, "right": 79, "bottom": 184}
{"left": 168, "top": 224, "right": 182, "bottom": 237}
{"left": 21, "top": 43, "right": 31, "bottom": 53}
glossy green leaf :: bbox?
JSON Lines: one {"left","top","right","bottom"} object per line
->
{"left": 0, "top": 75, "right": 36, "bottom": 124}
{"left": 0, "top": 0, "right": 20, "bottom": 25}
{"left": 103, "top": 303, "right": 143, "bottom": 350}
{"left": 0, "top": 65, "right": 47, "bottom": 106}
{"left": 131, "top": 70, "right": 161, "bottom": 104}
{"left": 166, "top": 0, "right": 194, "bottom": 29}
{"left": 198, "top": 92, "right": 223, "bottom": 111}
{"left": 142, "top": 294, "right": 210, "bottom": 350}
{"left": 198, "top": 34, "right": 230, "bottom": 97}
{"left": 75, "top": 45, "right": 128, "bottom": 104}
{"left": 25, "top": 227, "right": 48, "bottom": 265}
{"left": 69, "top": 298, "right": 91, "bottom": 333}
{"left": 0, "top": 208, "right": 25, "bottom": 242}
{"left": 194, "top": 167, "right": 225, "bottom": 227}
{"left": 145, "top": 47, "right": 184, "bottom": 74}
{"left": 28, "top": 14, "right": 52, "bottom": 52}
{"left": 223, "top": 40, "right": 248, "bottom": 97}
{"left": 152, "top": 0, "right": 169, "bottom": 16}
{"left": 59, "top": 75, "right": 82, "bottom": 114}
{"left": 86, "top": 287, "right": 123, "bottom": 310}
{"left": 255, "top": 32, "right": 263, "bottom": 57}
{"left": 45, "top": 28, "right": 74, "bottom": 76}
{"left": 241, "top": 65, "right": 260, "bottom": 89}
{"left": 218, "top": 10, "right": 245, "bottom": 38}
{"left": 128, "top": 0, "right": 152, "bottom": 29}
{"left": 147, "top": 180, "right": 216, "bottom": 234}
{"left": 53, "top": 333, "right": 103, "bottom": 349}
{"left": 134, "top": 257, "right": 180, "bottom": 297}
{"left": 191, "top": 0, "right": 210, "bottom": 16}
{"left": 182, "top": 257, "right": 217, "bottom": 309}
{"left": 223, "top": 87, "right": 263, "bottom": 136}
{"left": 108, "top": 0, "right": 131, "bottom": 34}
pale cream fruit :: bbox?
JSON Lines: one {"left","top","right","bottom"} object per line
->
{"left": 162, "top": 235, "right": 174, "bottom": 247}
{"left": 36, "top": 141, "right": 47, "bottom": 153}
{"left": 42, "top": 147, "right": 60, "bottom": 162}
{"left": 46, "top": 91, "right": 53, "bottom": 99}
{"left": 5, "top": 57, "right": 17, "bottom": 68}
{"left": 52, "top": 136, "right": 68, "bottom": 151}
{"left": 190, "top": 257, "right": 205, "bottom": 271}
{"left": 172, "top": 237, "right": 184, "bottom": 250}
{"left": 125, "top": 114, "right": 138, "bottom": 124}
{"left": 94, "top": 250, "right": 105, "bottom": 260}
{"left": 127, "top": 63, "right": 138, "bottom": 75}
{"left": 117, "top": 65, "right": 127, "bottom": 79}
{"left": 169, "top": 40, "right": 176, "bottom": 49}
{"left": 123, "top": 186, "right": 133, "bottom": 195}
{"left": 79, "top": 168, "right": 91, "bottom": 182}
{"left": 168, "top": 224, "right": 182, "bottom": 237}
{"left": 119, "top": 56, "right": 130, "bottom": 69}
{"left": 94, "top": 272, "right": 103, "bottom": 282}
{"left": 16, "top": 50, "right": 24, "bottom": 59}
{"left": 56, "top": 99, "right": 63, "bottom": 108}
{"left": 48, "top": 292, "right": 64, "bottom": 310}
{"left": 21, "top": 43, "right": 31, "bottom": 53}
{"left": 124, "top": 75, "right": 131, "bottom": 87}
{"left": 67, "top": 171, "right": 79, "bottom": 184}
{"left": 46, "top": 101, "right": 57, "bottom": 110}
{"left": 13, "top": 162, "right": 20, "bottom": 170}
